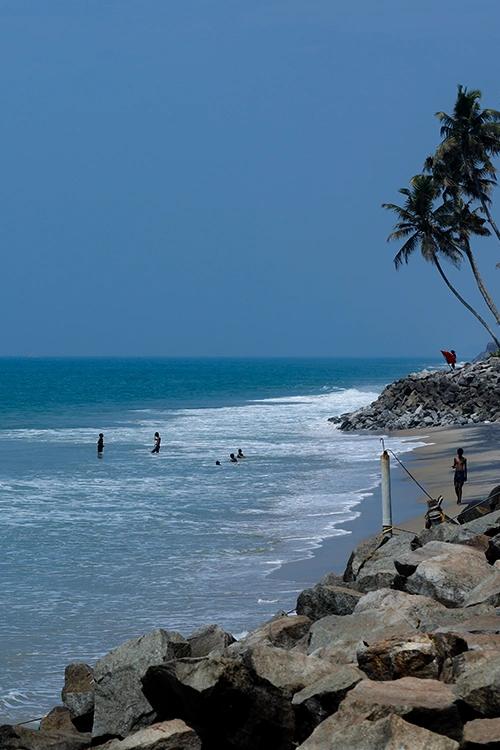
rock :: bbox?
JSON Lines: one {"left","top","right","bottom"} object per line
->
{"left": 486, "top": 534, "right": 500, "bottom": 564}
{"left": 352, "top": 532, "right": 418, "bottom": 592}
{"left": 404, "top": 543, "right": 494, "bottom": 607}
{"left": 296, "top": 583, "right": 362, "bottom": 621}
{"left": 227, "top": 614, "right": 311, "bottom": 655}
{"left": 98, "top": 720, "right": 201, "bottom": 750}
{"left": 187, "top": 624, "right": 235, "bottom": 657}
{"left": 462, "top": 718, "right": 500, "bottom": 749}
{"left": 40, "top": 707, "right": 78, "bottom": 735}
{"left": 243, "top": 644, "right": 339, "bottom": 693}
{"left": 394, "top": 541, "right": 459, "bottom": 577}
{"left": 61, "top": 663, "right": 94, "bottom": 732}
{"left": 454, "top": 651, "right": 500, "bottom": 717}
{"left": 0, "top": 724, "right": 91, "bottom": 750}
{"left": 292, "top": 665, "right": 364, "bottom": 743}
{"left": 326, "top": 676, "right": 462, "bottom": 741}
{"left": 297, "top": 714, "right": 459, "bottom": 749}
{"left": 356, "top": 632, "right": 467, "bottom": 681}
{"left": 93, "top": 628, "right": 190, "bottom": 741}
{"left": 307, "top": 611, "right": 415, "bottom": 662}
{"left": 342, "top": 533, "right": 385, "bottom": 582}
{"left": 142, "top": 655, "right": 296, "bottom": 750}
{"left": 464, "top": 565, "right": 500, "bottom": 608}
{"left": 353, "top": 587, "right": 449, "bottom": 629}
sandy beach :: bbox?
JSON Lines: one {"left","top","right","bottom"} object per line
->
{"left": 274, "top": 422, "right": 500, "bottom": 586}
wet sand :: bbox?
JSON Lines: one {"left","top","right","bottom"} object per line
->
{"left": 273, "top": 423, "right": 500, "bottom": 587}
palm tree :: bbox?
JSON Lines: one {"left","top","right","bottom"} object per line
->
{"left": 383, "top": 175, "right": 500, "bottom": 348}
{"left": 433, "top": 85, "right": 500, "bottom": 244}
{"left": 442, "top": 199, "right": 500, "bottom": 324}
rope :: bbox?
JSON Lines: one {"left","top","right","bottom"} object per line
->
{"left": 16, "top": 717, "right": 43, "bottom": 726}
{"left": 386, "top": 448, "right": 435, "bottom": 502}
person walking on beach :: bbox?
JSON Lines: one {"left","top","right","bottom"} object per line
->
{"left": 97, "top": 433, "right": 104, "bottom": 458}
{"left": 453, "top": 447, "right": 467, "bottom": 504}
{"left": 152, "top": 431, "right": 161, "bottom": 454}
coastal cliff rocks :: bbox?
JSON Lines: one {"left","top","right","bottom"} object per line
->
{"left": 98, "top": 720, "right": 201, "bottom": 750}
{"left": 462, "top": 717, "right": 500, "bottom": 749}
{"left": 455, "top": 653, "right": 500, "bottom": 718}
{"left": 186, "top": 624, "right": 235, "bottom": 658}
{"left": 331, "top": 356, "right": 500, "bottom": 430}
{"left": 92, "top": 629, "right": 190, "bottom": 741}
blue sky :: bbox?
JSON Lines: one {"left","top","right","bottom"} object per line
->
{"left": 1, "top": 0, "right": 499, "bottom": 357}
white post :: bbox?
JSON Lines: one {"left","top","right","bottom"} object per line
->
{"left": 381, "top": 449, "right": 393, "bottom": 537}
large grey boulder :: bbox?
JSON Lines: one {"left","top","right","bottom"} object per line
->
{"left": 307, "top": 611, "right": 415, "bottom": 662}
{"left": 394, "top": 541, "right": 463, "bottom": 577}
{"left": 326, "top": 676, "right": 462, "bottom": 741}
{"left": 0, "top": 724, "right": 91, "bottom": 750}
{"left": 296, "top": 583, "right": 362, "bottom": 621}
{"left": 404, "top": 543, "right": 494, "bottom": 607}
{"left": 227, "top": 614, "right": 311, "bottom": 655}
{"left": 297, "top": 714, "right": 459, "bottom": 750}
{"left": 40, "top": 708, "right": 78, "bottom": 735}
{"left": 292, "top": 665, "right": 364, "bottom": 743}
{"left": 187, "top": 624, "right": 235, "bottom": 657}
{"left": 454, "top": 651, "right": 500, "bottom": 717}
{"left": 345, "top": 532, "right": 417, "bottom": 592}
{"left": 61, "top": 663, "right": 94, "bottom": 732}
{"left": 462, "top": 718, "right": 500, "bottom": 749}
{"left": 356, "top": 632, "right": 467, "bottom": 681}
{"left": 415, "top": 521, "right": 488, "bottom": 549}
{"left": 93, "top": 629, "right": 190, "bottom": 741}
{"left": 242, "top": 643, "right": 339, "bottom": 693}
{"left": 98, "top": 720, "right": 201, "bottom": 750}
{"left": 142, "top": 655, "right": 295, "bottom": 750}
{"left": 353, "top": 587, "right": 449, "bottom": 629}
{"left": 464, "top": 564, "right": 500, "bottom": 608}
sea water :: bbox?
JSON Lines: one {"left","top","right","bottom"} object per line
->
{"left": 0, "top": 357, "right": 438, "bottom": 723}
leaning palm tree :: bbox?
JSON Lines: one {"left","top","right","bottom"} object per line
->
{"left": 434, "top": 85, "right": 500, "bottom": 244}
{"left": 442, "top": 199, "right": 500, "bottom": 324}
{"left": 383, "top": 174, "right": 500, "bottom": 348}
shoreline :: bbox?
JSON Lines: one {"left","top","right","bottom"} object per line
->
{"left": 272, "top": 422, "right": 500, "bottom": 586}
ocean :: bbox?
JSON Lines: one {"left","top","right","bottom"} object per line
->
{"left": 0, "top": 356, "right": 438, "bottom": 723}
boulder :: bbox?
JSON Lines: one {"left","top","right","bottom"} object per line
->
{"left": 353, "top": 587, "right": 449, "bottom": 629}
{"left": 98, "top": 720, "right": 201, "bottom": 750}
{"left": 464, "top": 565, "right": 500, "bottom": 608}
{"left": 347, "top": 532, "right": 418, "bottom": 592}
{"left": 486, "top": 533, "right": 500, "bottom": 564}
{"left": 462, "top": 718, "right": 500, "bottom": 749}
{"left": 414, "top": 522, "right": 487, "bottom": 549}
{"left": 227, "top": 614, "right": 311, "bottom": 655}
{"left": 454, "top": 652, "right": 500, "bottom": 717}
{"left": 307, "top": 610, "right": 415, "bottom": 662}
{"left": 327, "top": 676, "right": 462, "bottom": 741}
{"left": 243, "top": 644, "right": 339, "bottom": 693}
{"left": 292, "top": 665, "right": 364, "bottom": 742}
{"left": 296, "top": 714, "right": 459, "bottom": 749}
{"left": 61, "top": 663, "right": 94, "bottom": 732}
{"left": 296, "top": 583, "right": 362, "bottom": 621}
{"left": 342, "top": 533, "right": 385, "bottom": 582}
{"left": 142, "top": 655, "right": 296, "bottom": 750}
{"left": 0, "top": 724, "right": 91, "bottom": 750}
{"left": 404, "top": 543, "right": 494, "bottom": 607}
{"left": 394, "top": 541, "right": 466, "bottom": 577}
{"left": 187, "top": 624, "right": 235, "bottom": 657}
{"left": 40, "top": 707, "right": 78, "bottom": 735}
{"left": 356, "top": 632, "right": 467, "bottom": 681}
{"left": 93, "top": 628, "right": 190, "bottom": 741}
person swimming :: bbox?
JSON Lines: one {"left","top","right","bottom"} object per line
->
{"left": 97, "top": 433, "right": 104, "bottom": 458}
{"left": 237, "top": 448, "right": 245, "bottom": 459}
{"left": 152, "top": 432, "right": 161, "bottom": 454}
{"left": 215, "top": 460, "right": 221, "bottom": 466}
{"left": 229, "top": 453, "right": 238, "bottom": 463}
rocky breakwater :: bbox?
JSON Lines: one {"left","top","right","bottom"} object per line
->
{"left": 331, "top": 355, "right": 500, "bottom": 431}
{"left": 5, "top": 509, "right": 500, "bottom": 748}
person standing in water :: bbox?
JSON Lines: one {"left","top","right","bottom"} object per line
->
{"left": 237, "top": 448, "right": 245, "bottom": 459}
{"left": 152, "top": 432, "right": 161, "bottom": 454}
{"left": 229, "top": 453, "right": 238, "bottom": 463}
{"left": 453, "top": 447, "right": 467, "bottom": 504}
{"left": 97, "top": 433, "right": 104, "bottom": 458}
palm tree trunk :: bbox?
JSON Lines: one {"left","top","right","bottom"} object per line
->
{"left": 434, "top": 256, "right": 500, "bottom": 349}
{"left": 479, "top": 195, "right": 500, "bottom": 246}
{"left": 463, "top": 245, "right": 500, "bottom": 324}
